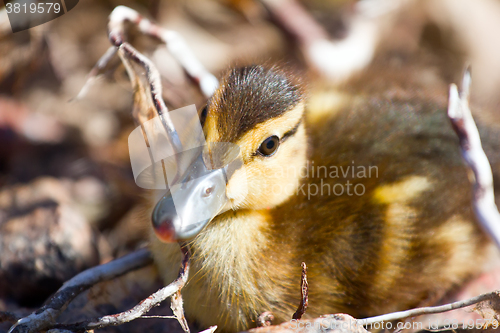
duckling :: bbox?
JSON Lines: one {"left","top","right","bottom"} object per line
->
{"left": 148, "top": 64, "right": 495, "bottom": 332}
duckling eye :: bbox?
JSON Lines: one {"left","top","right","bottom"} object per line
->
{"left": 258, "top": 135, "right": 280, "bottom": 157}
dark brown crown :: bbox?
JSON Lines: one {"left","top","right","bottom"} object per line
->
{"left": 207, "top": 65, "right": 304, "bottom": 142}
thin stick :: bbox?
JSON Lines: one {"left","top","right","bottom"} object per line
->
{"left": 199, "top": 326, "right": 218, "bottom": 333}
{"left": 76, "top": 6, "right": 217, "bottom": 185}
{"left": 171, "top": 289, "right": 190, "bottom": 333}
{"left": 140, "top": 315, "right": 177, "bottom": 319}
{"left": 108, "top": 6, "right": 218, "bottom": 98}
{"left": 118, "top": 42, "right": 183, "bottom": 156}
{"left": 77, "top": 6, "right": 218, "bottom": 100}
{"left": 38, "top": 245, "right": 190, "bottom": 332}
{"left": 358, "top": 290, "right": 500, "bottom": 325}
{"left": 447, "top": 68, "right": 500, "bottom": 249}
{"left": 292, "top": 262, "right": 308, "bottom": 320}
{"left": 8, "top": 248, "right": 153, "bottom": 333}
{"left": 246, "top": 314, "right": 367, "bottom": 333}
{"left": 73, "top": 46, "right": 117, "bottom": 101}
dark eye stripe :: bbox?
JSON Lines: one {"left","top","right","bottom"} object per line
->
{"left": 281, "top": 118, "right": 303, "bottom": 143}
{"left": 251, "top": 118, "right": 303, "bottom": 158}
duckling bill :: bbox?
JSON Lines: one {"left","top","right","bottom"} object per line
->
{"left": 149, "top": 65, "right": 495, "bottom": 332}
{"left": 152, "top": 153, "right": 229, "bottom": 242}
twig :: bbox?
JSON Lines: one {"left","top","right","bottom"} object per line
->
{"left": 171, "top": 289, "right": 190, "bottom": 333}
{"left": 109, "top": 6, "right": 218, "bottom": 98}
{"left": 140, "top": 315, "right": 177, "bottom": 319}
{"left": 358, "top": 290, "right": 500, "bottom": 325}
{"left": 447, "top": 68, "right": 500, "bottom": 249}
{"left": 292, "top": 262, "right": 308, "bottom": 320}
{"left": 7, "top": 248, "right": 152, "bottom": 333}
{"left": 77, "top": 6, "right": 218, "bottom": 101}
{"left": 76, "top": 6, "right": 218, "bottom": 186}
{"left": 199, "top": 325, "right": 218, "bottom": 333}
{"left": 117, "top": 41, "right": 183, "bottom": 157}
{"left": 73, "top": 46, "right": 117, "bottom": 101}
{"left": 21, "top": 245, "right": 191, "bottom": 333}
{"left": 249, "top": 289, "right": 500, "bottom": 332}
{"left": 247, "top": 314, "right": 368, "bottom": 333}
{"left": 111, "top": 23, "right": 184, "bottom": 187}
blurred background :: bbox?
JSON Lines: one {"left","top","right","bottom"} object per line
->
{"left": 1, "top": 0, "right": 500, "bottom": 331}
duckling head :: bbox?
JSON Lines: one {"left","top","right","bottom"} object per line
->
{"left": 152, "top": 65, "right": 307, "bottom": 242}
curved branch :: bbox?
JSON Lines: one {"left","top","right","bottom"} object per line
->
{"left": 48, "top": 245, "right": 190, "bottom": 332}
{"left": 78, "top": 6, "right": 218, "bottom": 100}
{"left": 109, "top": 5, "right": 218, "bottom": 98}
{"left": 117, "top": 41, "right": 183, "bottom": 156}
{"left": 359, "top": 290, "right": 500, "bottom": 325}
{"left": 448, "top": 68, "right": 500, "bottom": 249}
{"left": 8, "top": 248, "right": 153, "bottom": 333}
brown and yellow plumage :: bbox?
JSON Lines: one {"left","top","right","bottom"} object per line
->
{"left": 149, "top": 61, "right": 497, "bottom": 332}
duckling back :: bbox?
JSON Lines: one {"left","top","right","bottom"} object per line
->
{"left": 269, "top": 94, "right": 494, "bottom": 320}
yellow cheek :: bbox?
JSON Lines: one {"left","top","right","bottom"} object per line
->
{"left": 218, "top": 103, "right": 307, "bottom": 210}
{"left": 227, "top": 132, "right": 307, "bottom": 210}
{"left": 225, "top": 162, "right": 275, "bottom": 209}
{"left": 225, "top": 167, "right": 250, "bottom": 207}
